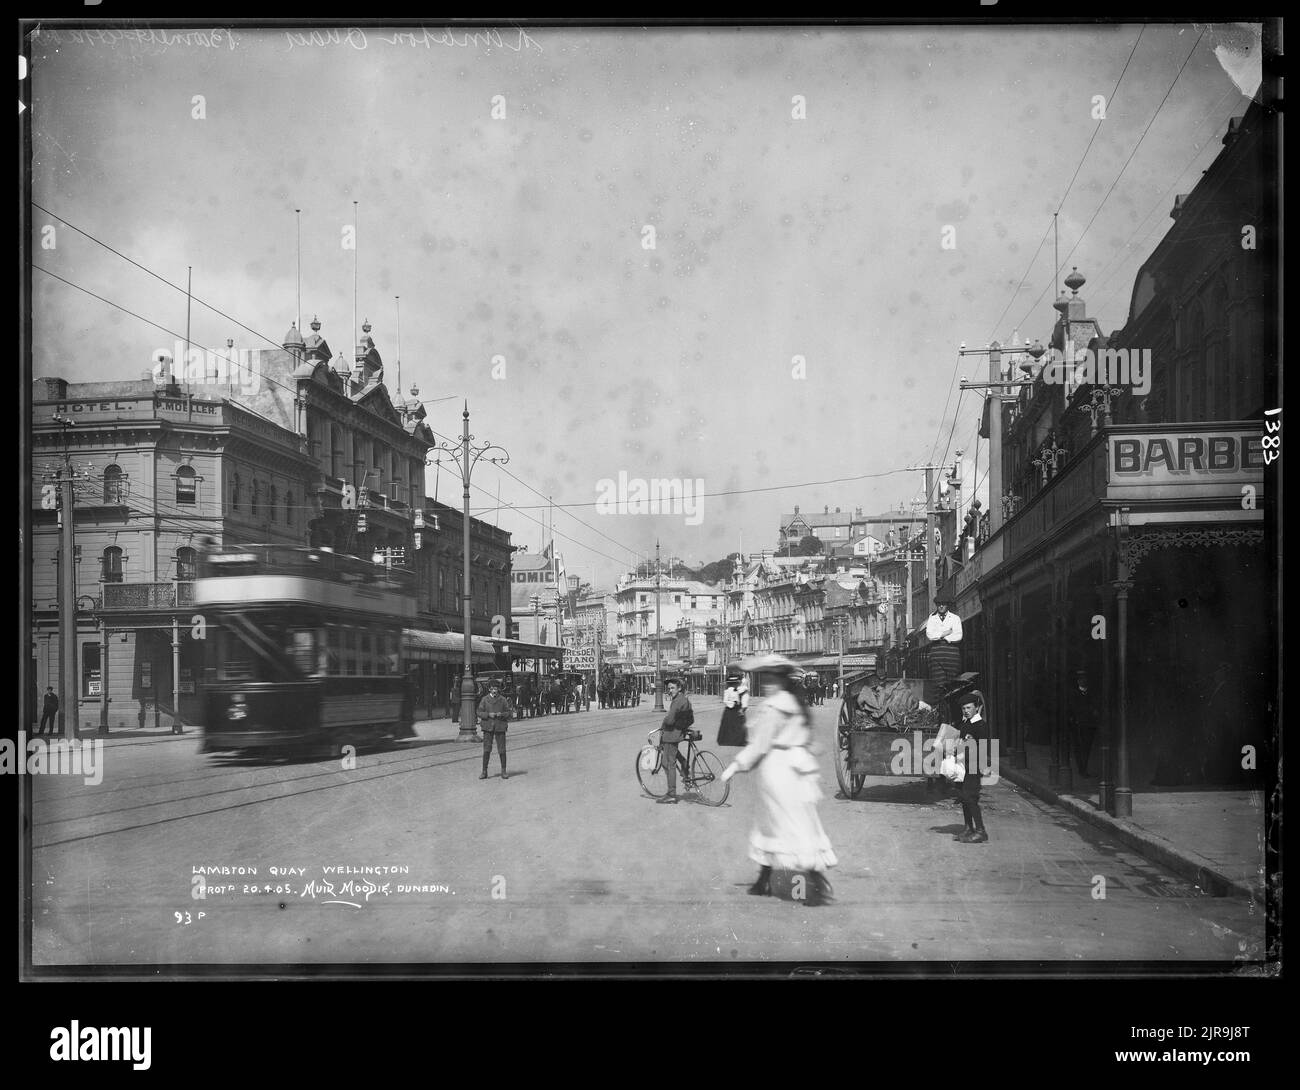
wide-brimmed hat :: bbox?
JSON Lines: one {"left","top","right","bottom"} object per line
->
{"left": 739, "top": 652, "right": 801, "bottom": 675}
{"left": 934, "top": 593, "right": 953, "bottom": 607}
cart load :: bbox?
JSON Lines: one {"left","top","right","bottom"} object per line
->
{"left": 833, "top": 669, "right": 979, "bottom": 798}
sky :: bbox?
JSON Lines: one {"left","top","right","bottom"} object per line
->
{"left": 28, "top": 21, "right": 1262, "bottom": 589}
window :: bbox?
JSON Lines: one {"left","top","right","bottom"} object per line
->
{"left": 231, "top": 472, "right": 240, "bottom": 511}
{"left": 176, "top": 465, "right": 196, "bottom": 504}
{"left": 176, "top": 547, "right": 196, "bottom": 581}
{"left": 83, "top": 644, "right": 102, "bottom": 697}
{"left": 270, "top": 485, "right": 278, "bottom": 520}
{"left": 103, "top": 464, "right": 123, "bottom": 504}
{"left": 251, "top": 479, "right": 260, "bottom": 516}
{"left": 101, "top": 546, "right": 123, "bottom": 583}
{"left": 286, "top": 492, "right": 294, "bottom": 526}
{"left": 330, "top": 425, "right": 343, "bottom": 478}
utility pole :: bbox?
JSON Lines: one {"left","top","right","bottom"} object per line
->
{"left": 49, "top": 414, "right": 79, "bottom": 739}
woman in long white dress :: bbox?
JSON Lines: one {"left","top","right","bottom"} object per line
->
{"left": 721, "top": 653, "right": 837, "bottom": 906}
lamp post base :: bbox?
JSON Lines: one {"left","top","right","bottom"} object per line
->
{"left": 456, "top": 671, "right": 480, "bottom": 742}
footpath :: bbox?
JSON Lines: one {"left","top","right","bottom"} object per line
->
{"left": 1003, "top": 742, "right": 1268, "bottom": 902}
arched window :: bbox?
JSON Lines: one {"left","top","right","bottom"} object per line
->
{"left": 176, "top": 546, "right": 196, "bottom": 581}
{"left": 101, "top": 546, "right": 123, "bottom": 583}
{"left": 103, "top": 464, "right": 123, "bottom": 504}
{"left": 176, "top": 465, "right": 196, "bottom": 505}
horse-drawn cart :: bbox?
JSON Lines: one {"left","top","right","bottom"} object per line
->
{"left": 833, "top": 669, "right": 960, "bottom": 798}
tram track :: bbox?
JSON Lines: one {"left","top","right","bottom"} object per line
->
{"left": 32, "top": 713, "right": 642, "bottom": 849}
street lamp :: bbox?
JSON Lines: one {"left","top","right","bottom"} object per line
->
{"left": 653, "top": 540, "right": 664, "bottom": 712}
{"left": 530, "top": 593, "right": 541, "bottom": 673}
{"left": 430, "top": 402, "right": 509, "bottom": 743}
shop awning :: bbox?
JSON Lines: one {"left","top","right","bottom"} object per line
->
{"left": 404, "top": 628, "right": 498, "bottom": 665}
{"left": 491, "top": 638, "right": 565, "bottom": 660}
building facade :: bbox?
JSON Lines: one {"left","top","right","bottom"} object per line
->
{"left": 954, "top": 102, "right": 1275, "bottom": 802}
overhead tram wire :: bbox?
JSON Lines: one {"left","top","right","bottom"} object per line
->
{"left": 922, "top": 27, "right": 1147, "bottom": 492}
{"left": 1080, "top": 84, "right": 1243, "bottom": 293}
{"left": 978, "top": 26, "right": 1146, "bottom": 347}
{"left": 1011, "top": 25, "right": 1209, "bottom": 335}
{"left": 31, "top": 202, "right": 324, "bottom": 372}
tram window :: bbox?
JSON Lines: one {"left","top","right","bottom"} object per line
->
{"left": 324, "top": 627, "right": 342, "bottom": 676}
{"left": 359, "top": 632, "right": 373, "bottom": 675}
{"left": 216, "top": 630, "right": 255, "bottom": 681}
{"left": 343, "top": 628, "right": 357, "bottom": 676}
{"left": 289, "top": 629, "right": 315, "bottom": 676}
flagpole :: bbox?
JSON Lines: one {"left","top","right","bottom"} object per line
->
{"left": 184, "top": 266, "right": 192, "bottom": 408}
{"left": 295, "top": 208, "right": 301, "bottom": 333}
{"left": 352, "top": 200, "right": 358, "bottom": 373}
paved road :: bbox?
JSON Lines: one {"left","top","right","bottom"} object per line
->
{"left": 29, "top": 704, "right": 1264, "bottom": 966}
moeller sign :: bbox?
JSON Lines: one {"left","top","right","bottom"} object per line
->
{"left": 566, "top": 646, "right": 596, "bottom": 669}
{"left": 1108, "top": 427, "right": 1265, "bottom": 501}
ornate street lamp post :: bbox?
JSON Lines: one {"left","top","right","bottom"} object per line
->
{"left": 431, "top": 402, "right": 509, "bottom": 742}
{"left": 653, "top": 540, "right": 664, "bottom": 712}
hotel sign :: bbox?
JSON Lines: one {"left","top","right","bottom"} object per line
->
{"left": 1107, "top": 426, "right": 1265, "bottom": 501}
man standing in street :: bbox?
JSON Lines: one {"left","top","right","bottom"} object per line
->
{"left": 657, "top": 677, "right": 695, "bottom": 804}
{"left": 1067, "top": 668, "right": 1097, "bottom": 777}
{"left": 38, "top": 686, "right": 59, "bottom": 736}
{"left": 478, "top": 680, "right": 514, "bottom": 780}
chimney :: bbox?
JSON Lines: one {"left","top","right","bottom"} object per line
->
{"left": 33, "top": 377, "right": 68, "bottom": 401}
{"left": 1222, "top": 115, "right": 1245, "bottom": 145}
{"left": 1171, "top": 194, "right": 1189, "bottom": 220}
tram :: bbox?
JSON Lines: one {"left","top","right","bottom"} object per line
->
{"left": 195, "top": 544, "right": 416, "bottom": 756}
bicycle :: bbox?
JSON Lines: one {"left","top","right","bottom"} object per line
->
{"left": 636, "top": 727, "right": 731, "bottom": 806}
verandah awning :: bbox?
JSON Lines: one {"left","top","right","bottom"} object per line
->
{"left": 403, "top": 629, "right": 497, "bottom": 665}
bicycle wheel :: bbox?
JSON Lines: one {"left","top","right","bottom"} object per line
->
{"left": 690, "top": 749, "right": 730, "bottom": 806}
{"left": 637, "top": 746, "right": 669, "bottom": 798}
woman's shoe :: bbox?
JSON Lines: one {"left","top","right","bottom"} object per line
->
{"left": 747, "top": 866, "right": 772, "bottom": 896}
{"left": 805, "top": 870, "right": 835, "bottom": 906}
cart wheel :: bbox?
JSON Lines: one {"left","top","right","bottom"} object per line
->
{"left": 835, "top": 701, "right": 867, "bottom": 798}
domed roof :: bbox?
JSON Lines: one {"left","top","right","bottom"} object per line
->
{"left": 283, "top": 322, "right": 306, "bottom": 349}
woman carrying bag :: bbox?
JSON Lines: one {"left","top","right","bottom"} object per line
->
{"left": 717, "top": 668, "right": 749, "bottom": 747}
{"left": 720, "top": 653, "right": 838, "bottom": 906}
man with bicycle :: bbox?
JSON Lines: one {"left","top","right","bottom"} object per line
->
{"left": 657, "top": 676, "right": 695, "bottom": 804}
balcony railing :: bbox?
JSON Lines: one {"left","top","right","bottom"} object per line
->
{"left": 102, "top": 581, "right": 195, "bottom": 611}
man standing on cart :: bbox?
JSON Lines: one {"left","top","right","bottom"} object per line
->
{"left": 925, "top": 594, "right": 963, "bottom": 692}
